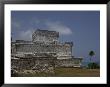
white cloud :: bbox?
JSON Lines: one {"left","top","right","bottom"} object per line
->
{"left": 12, "top": 18, "right": 72, "bottom": 41}
{"left": 45, "top": 21, "right": 72, "bottom": 35}
{"left": 30, "top": 19, "right": 73, "bottom": 35}
{"left": 11, "top": 19, "right": 34, "bottom": 41}
{"left": 18, "top": 29, "right": 34, "bottom": 41}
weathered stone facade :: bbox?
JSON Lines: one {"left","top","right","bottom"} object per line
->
{"left": 11, "top": 29, "right": 83, "bottom": 75}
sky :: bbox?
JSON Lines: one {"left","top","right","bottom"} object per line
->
{"left": 11, "top": 11, "right": 100, "bottom": 63}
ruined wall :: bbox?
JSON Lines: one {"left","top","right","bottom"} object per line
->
{"left": 11, "top": 29, "right": 83, "bottom": 76}
{"left": 11, "top": 57, "right": 82, "bottom": 71}
{"left": 56, "top": 43, "right": 72, "bottom": 59}
{"left": 11, "top": 43, "right": 16, "bottom": 54}
{"left": 32, "top": 30, "right": 59, "bottom": 43}
{"left": 11, "top": 58, "right": 35, "bottom": 70}
{"left": 15, "top": 44, "right": 56, "bottom": 53}
{"left": 12, "top": 42, "right": 73, "bottom": 59}
{"left": 55, "top": 58, "right": 82, "bottom": 67}
{"left": 11, "top": 29, "right": 74, "bottom": 59}
{"left": 11, "top": 58, "right": 56, "bottom": 70}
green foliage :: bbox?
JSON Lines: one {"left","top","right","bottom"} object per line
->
{"left": 87, "top": 62, "right": 100, "bottom": 69}
{"left": 89, "top": 50, "right": 95, "bottom": 62}
{"left": 89, "top": 51, "right": 95, "bottom": 56}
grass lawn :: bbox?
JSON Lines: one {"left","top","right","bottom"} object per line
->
{"left": 54, "top": 67, "right": 100, "bottom": 77}
{"left": 13, "top": 67, "right": 100, "bottom": 77}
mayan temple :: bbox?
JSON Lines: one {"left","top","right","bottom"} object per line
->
{"left": 11, "top": 29, "right": 83, "bottom": 75}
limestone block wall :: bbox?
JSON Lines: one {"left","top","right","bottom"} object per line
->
{"left": 56, "top": 44, "right": 72, "bottom": 59}
{"left": 11, "top": 58, "right": 56, "bottom": 71}
{"left": 15, "top": 44, "right": 56, "bottom": 53}
{"left": 11, "top": 44, "right": 16, "bottom": 54}
{"left": 11, "top": 58, "right": 35, "bottom": 70}
{"left": 32, "top": 30, "right": 59, "bottom": 43}
{"left": 11, "top": 57, "right": 82, "bottom": 71}
{"left": 32, "top": 35, "right": 58, "bottom": 43}
{"left": 55, "top": 59, "right": 82, "bottom": 67}
{"left": 11, "top": 29, "right": 75, "bottom": 60}
{"left": 12, "top": 43, "right": 73, "bottom": 60}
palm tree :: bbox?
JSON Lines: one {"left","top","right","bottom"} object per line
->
{"left": 89, "top": 51, "right": 95, "bottom": 62}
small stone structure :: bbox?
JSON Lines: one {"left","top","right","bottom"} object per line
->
{"left": 11, "top": 29, "right": 83, "bottom": 75}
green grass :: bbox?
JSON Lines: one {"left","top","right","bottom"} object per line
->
{"left": 12, "top": 68, "right": 100, "bottom": 77}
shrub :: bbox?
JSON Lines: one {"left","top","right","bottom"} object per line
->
{"left": 87, "top": 62, "right": 100, "bottom": 69}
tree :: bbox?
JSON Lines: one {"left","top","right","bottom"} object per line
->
{"left": 89, "top": 50, "right": 95, "bottom": 62}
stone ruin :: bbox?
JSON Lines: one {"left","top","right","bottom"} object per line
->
{"left": 11, "top": 29, "right": 83, "bottom": 76}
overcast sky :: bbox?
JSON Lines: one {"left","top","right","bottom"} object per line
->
{"left": 11, "top": 11, "right": 100, "bottom": 63}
